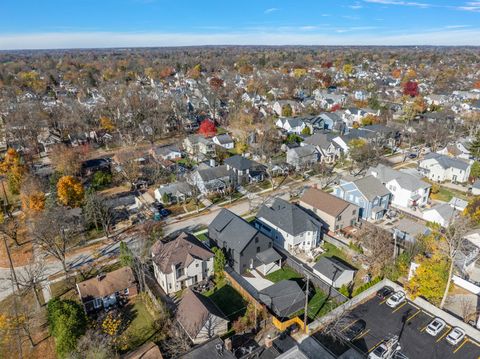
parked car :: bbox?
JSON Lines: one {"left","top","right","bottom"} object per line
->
{"left": 286, "top": 323, "right": 300, "bottom": 335}
{"left": 426, "top": 318, "right": 446, "bottom": 336}
{"left": 386, "top": 291, "right": 405, "bottom": 308}
{"left": 159, "top": 208, "right": 171, "bottom": 217}
{"left": 342, "top": 319, "right": 366, "bottom": 342}
{"left": 408, "top": 153, "right": 418, "bottom": 159}
{"left": 446, "top": 327, "right": 465, "bottom": 345}
{"left": 376, "top": 286, "right": 394, "bottom": 300}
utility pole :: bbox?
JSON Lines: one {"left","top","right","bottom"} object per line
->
{"left": 304, "top": 274, "right": 309, "bottom": 332}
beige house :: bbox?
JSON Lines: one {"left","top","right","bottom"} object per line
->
{"left": 300, "top": 187, "right": 359, "bottom": 233}
{"left": 152, "top": 232, "right": 214, "bottom": 295}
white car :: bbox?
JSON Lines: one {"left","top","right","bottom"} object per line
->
{"left": 426, "top": 318, "right": 446, "bottom": 336}
{"left": 446, "top": 327, "right": 465, "bottom": 345}
{"left": 386, "top": 291, "right": 405, "bottom": 308}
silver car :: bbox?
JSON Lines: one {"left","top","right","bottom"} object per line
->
{"left": 446, "top": 327, "right": 465, "bottom": 345}
{"left": 426, "top": 318, "right": 446, "bottom": 336}
{"left": 386, "top": 291, "right": 405, "bottom": 308}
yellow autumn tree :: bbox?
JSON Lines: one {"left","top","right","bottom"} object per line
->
{"left": 343, "top": 64, "right": 354, "bottom": 76}
{"left": 293, "top": 68, "right": 307, "bottom": 78}
{"left": 100, "top": 116, "right": 116, "bottom": 132}
{"left": 0, "top": 148, "right": 26, "bottom": 195}
{"left": 405, "top": 252, "right": 450, "bottom": 305}
{"left": 22, "top": 192, "right": 46, "bottom": 212}
{"left": 57, "top": 176, "right": 84, "bottom": 207}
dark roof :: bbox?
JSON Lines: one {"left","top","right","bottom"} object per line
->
{"left": 304, "top": 133, "right": 334, "bottom": 150}
{"left": 351, "top": 175, "right": 391, "bottom": 201}
{"left": 224, "top": 155, "right": 256, "bottom": 171}
{"left": 197, "top": 165, "right": 233, "bottom": 182}
{"left": 313, "top": 257, "right": 355, "bottom": 281}
{"left": 122, "top": 342, "right": 163, "bottom": 359}
{"left": 176, "top": 289, "right": 228, "bottom": 340}
{"left": 179, "top": 337, "right": 236, "bottom": 359}
{"left": 259, "top": 280, "right": 305, "bottom": 318}
{"left": 151, "top": 232, "right": 213, "bottom": 274}
{"left": 209, "top": 209, "right": 269, "bottom": 253}
{"left": 257, "top": 198, "right": 320, "bottom": 236}
{"left": 256, "top": 248, "right": 282, "bottom": 264}
{"left": 214, "top": 134, "right": 234, "bottom": 144}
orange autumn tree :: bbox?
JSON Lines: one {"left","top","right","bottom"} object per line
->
{"left": 57, "top": 176, "right": 84, "bottom": 207}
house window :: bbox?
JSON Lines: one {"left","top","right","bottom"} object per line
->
{"left": 256, "top": 246, "right": 261, "bottom": 253}
{"left": 196, "top": 263, "right": 199, "bottom": 267}
{"left": 94, "top": 298, "right": 102, "bottom": 308}
{"left": 168, "top": 283, "right": 172, "bottom": 289}
{"left": 337, "top": 215, "right": 342, "bottom": 221}
{"left": 124, "top": 288, "right": 129, "bottom": 295}
{"left": 269, "top": 242, "right": 272, "bottom": 248}
{"left": 255, "top": 237, "right": 259, "bottom": 243}
{"left": 352, "top": 209, "right": 356, "bottom": 215}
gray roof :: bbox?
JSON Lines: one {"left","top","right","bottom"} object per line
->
{"left": 152, "top": 144, "right": 181, "bottom": 157}
{"left": 209, "top": 209, "right": 268, "bottom": 253}
{"left": 214, "top": 133, "right": 233, "bottom": 144}
{"left": 313, "top": 257, "right": 355, "bottom": 281}
{"left": 257, "top": 198, "right": 320, "bottom": 236}
{"left": 259, "top": 280, "right": 305, "bottom": 318}
{"left": 224, "top": 155, "right": 256, "bottom": 171}
{"left": 197, "top": 165, "right": 232, "bottom": 182}
{"left": 304, "top": 133, "right": 333, "bottom": 150}
{"left": 288, "top": 145, "right": 318, "bottom": 158}
{"left": 351, "top": 175, "right": 391, "bottom": 201}
{"left": 425, "top": 203, "right": 456, "bottom": 221}
{"left": 156, "top": 182, "right": 192, "bottom": 197}
{"left": 473, "top": 179, "right": 480, "bottom": 189}
{"left": 367, "top": 164, "right": 431, "bottom": 191}
{"left": 256, "top": 248, "right": 282, "bottom": 264}
{"left": 179, "top": 337, "right": 236, "bottom": 359}
{"left": 423, "top": 152, "right": 470, "bottom": 171}
{"left": 394, "top": 218, "right": 430, "bottom": 238}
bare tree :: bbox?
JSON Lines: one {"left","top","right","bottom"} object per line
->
{"left": 17, "top": 262, "right": 46, "bottom": 309}
{"left": 83, "top": 191, "right": 115, "bottom": 238}
{"left": 32, "top": 206, "right": 83, "bottom": 277}
{"left": 360, "top": 224, "right": 394, "bottom": 276}
{"left": 439, "top": 216, "right": 472, "bottom": 309}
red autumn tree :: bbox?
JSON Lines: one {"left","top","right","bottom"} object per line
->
{"left": 198, "top": 119, "right": 216, "bottom": 137}
{"left": 330, "top": 104, "right": 342, "bottom": 112}
{"left": 474, "top": 80, "right": 480, "bottom": 89}
{"left": 403, "top": 81, "right": 419, "bottom": 97}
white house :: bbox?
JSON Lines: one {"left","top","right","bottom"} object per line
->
{"left": 312, "top": 257, "right": 356, "bottom": 288}
{"left": 423, "top": 203, "right": 457, "bottom": 227}
{"left": 436, "top": 141, "right": 471, "bottom": 160}
{"left": 418, "top": 153, "right": 472, "bottom": 183}
{"left": 152, "top": 232, "right": 214, "bottom": 294}
{"left": 275, "top": 117, "right": 306, "bottom": 134}
{"left": 212, "top": 134, "right": 234, "bottom": 149}
{"left": 255, "top": 198, "right": 322, "bottom": 253}
{"left": 367, "top": 164, "right": 431, "bottom": 209}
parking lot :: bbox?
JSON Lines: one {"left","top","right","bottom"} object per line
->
{"left": 313, "top": 295, "right": 480, "bottom": 358}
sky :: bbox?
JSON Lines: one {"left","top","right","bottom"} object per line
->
{"left": 1, "top": 0, "right": 480, "bottom": 50}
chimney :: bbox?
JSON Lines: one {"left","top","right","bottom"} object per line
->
{"left": 215, "top": 343, "right": 224, "bottom": 356}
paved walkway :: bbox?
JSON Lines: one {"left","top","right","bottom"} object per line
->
{"left": 242, "top": 270, "right": 273, "bottom": 291}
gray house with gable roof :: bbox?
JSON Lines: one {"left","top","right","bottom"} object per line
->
{"left": 255, "top": 198, "right": 322, "bottom": 253}
{"left": 333, "top": 175, "right": 391, "bottom": 221}
{"left": 209, "top": 209, "right": 273, "bottom": 274}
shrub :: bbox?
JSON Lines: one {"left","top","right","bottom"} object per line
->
{"left": 47, "top": 299, "right": 87, "bottom": 357}
{"left": 352, "top": 277, "right": 382, "bottom": 297}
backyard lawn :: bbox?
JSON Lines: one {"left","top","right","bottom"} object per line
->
{"left": 291, "top": 288, "right": 338, "bottom": 321}
{"left": 205, "top": 284, "right": 247, "bottom": 321}
{"left": 431, "top": 186, "right": 468, "bottom": 202}
{"left": 316, "top": 242, "right": 348, "bottom": 262}
{"left": 195, "top": 232, "right": 209, "bottom": 242}
{"left": 265, "top": 266, "right": 302, "bottom": 283}
{"left": 122, "top": 299, "right": 158, "bottom": 351}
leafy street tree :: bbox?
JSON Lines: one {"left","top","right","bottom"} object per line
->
{"left": 469, "top": 132, "right": 480, "bottom": 159}
{"left": 0, "top": 148, "right": 27, "bottom": 195}
{"left": 57, "top": 176, "right": 85, "bottom": 207}
{"left": 281, "top": 103, "right": 293, "bottom": 117}
{"left": 119, "top": 241, "right": 134, "bottom": 267}
{"left": 470, "top": 161, "right": 480, "bottom": 180}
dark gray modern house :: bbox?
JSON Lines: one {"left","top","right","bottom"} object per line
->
{"left": 209, "top": 209, "right": 273, "bottom": 274}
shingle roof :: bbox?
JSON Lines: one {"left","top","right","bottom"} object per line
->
{"left": 300, "top": 187, "right": 355, "bottom": 217}
{"left": 197, "top": 165, "right": 232, "bottom": 182}
{"left": 367, "top": 164, "right": 431, "bottom": 191}
{"left": 224, "top": 155, "right": 255, "bottom": 171}
{"left": 349, "top": 175, "right": 390, "bottom": 201}
{"left": 288, "top": 145, "right": 317, "bottom": 158}
{"left": 77, "top": 267, "right": 136, "bottom": 301}
{"left": 313, "top": 257, "right": 355, "bottom": 281}
{"left": 122, "top": 342, "right": 164, "bottom": 359}
{"left": 304, "top": 133, "right": 333, "bottom": 150}
{"left": 257, "top": 198, "right": 320, "bottom": 236}
{"left": 214, "top": 134, "right": 233, "bottom": 144}
{"left": 256, "top": 248, "right": 282, "bottom": 264}
{"left": 394, "top": 218, "right": 430, "bottom": 238}
{"left": 176, "top": 289, "right": 227, "bottom": 340}
{"left": 209, "top": 209, "right": 267, "bottom": 253}
{"left": 259, "top": 280, "right": 305, "bottom": 318}
{"left": 423, "top": 152, "right": 470, "bottom": 171}
{"left": 151, "top": 232, "right": 213, "bottom": 274}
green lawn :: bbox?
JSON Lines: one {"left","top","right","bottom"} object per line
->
{"left": 122, "top": 300, "right": 157, "bottom": 351}
{"left": 195, "top": 232, "right": 209, "bottom": 242}
{"left": 316, "top": 242, "right": 348, "bottom": 262}
{"left": 291, "top": 289, "right": 338, "bottom": 321}
{"left": 431, "top": 186, "right": 468, "bottom": 202}
{"left": 205, "top": 284, "right": 247, "bottom": 321}
{"left": 265, "top": 266, "right": 302, "bottom": 283}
